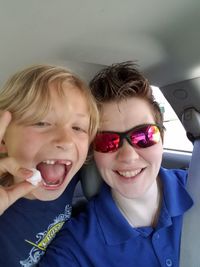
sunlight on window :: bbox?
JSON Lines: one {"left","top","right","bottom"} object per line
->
{"left": 151, "top": 86, "right": 193, "bottom": 152}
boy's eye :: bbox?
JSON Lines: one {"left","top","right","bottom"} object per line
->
{"left": 72, "top": 126, "right": 88, "bottom": 133}
{"left": 34, "top": 122, "right": 51, "bottom": 127}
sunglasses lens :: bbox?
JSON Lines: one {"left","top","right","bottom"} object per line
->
{"left": 93, "top": 133, "right": 120, "bottom": 153}
{"left": 130, "top": 125, "right": 160, "bottom": 148}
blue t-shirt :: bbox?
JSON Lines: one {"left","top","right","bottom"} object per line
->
{"left": 0, "top": 175, "right": 78, "bottom": 267}
{"left": 39, "top": 168, "right": 193, "bottom": 267}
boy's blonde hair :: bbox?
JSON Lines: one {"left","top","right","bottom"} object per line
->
{"left": 0, "top": 64, "right": 99, "bottom": 141}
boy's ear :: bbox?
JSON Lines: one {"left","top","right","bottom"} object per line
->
{"left": 0, "top": 140, "right": 8, "bottom": 154}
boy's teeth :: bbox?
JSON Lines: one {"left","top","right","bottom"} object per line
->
{"left": 43, "top": 160, "right": 55, "bottom": 164}
{"left": 118, "top": 169, "right": 141, "bottom": 177}
{"left": 42, "top": 160, "right": 72, "bottom": 165}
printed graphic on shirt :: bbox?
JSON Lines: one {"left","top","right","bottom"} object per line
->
{"left": 19, "top": 204, "right": 72, "bottom": 267}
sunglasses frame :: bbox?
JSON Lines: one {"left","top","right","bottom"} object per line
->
{"left": 93, "top": 123, "right": 164, "bottom": 153}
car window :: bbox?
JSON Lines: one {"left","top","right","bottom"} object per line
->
{"left": 152, "top": 86, "right": 193, "bottom": 153}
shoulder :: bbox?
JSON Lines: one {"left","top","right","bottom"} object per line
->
{"left": 42, "top": 198, "right": 98, "bottom": 261}
{"left": 160, "top": 167, "right": 188, "bottom": 187}
{"left": 59, "top": 198, "right": 97, "bottom": 238}
{"left": 160, "top": 167, "right": 193, "bottom": 216}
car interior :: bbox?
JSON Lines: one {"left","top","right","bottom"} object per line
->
{"left": 1, "top": 1, "right": 200, "bottom": 266}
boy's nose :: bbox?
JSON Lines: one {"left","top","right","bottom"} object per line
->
{"left": 53, "top": 128, "right": 74, "bottom": 151}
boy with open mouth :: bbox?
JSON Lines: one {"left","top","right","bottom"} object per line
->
{"left": 0, "top": 64, "right": 99, "bottom": 266}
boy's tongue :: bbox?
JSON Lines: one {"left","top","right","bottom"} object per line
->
{"left": 37, "top": 162, "right": 66, "bottom": 184}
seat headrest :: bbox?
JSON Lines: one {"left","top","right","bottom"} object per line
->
{"left": 79, "top": 160, "right": 102, "bottom": 200}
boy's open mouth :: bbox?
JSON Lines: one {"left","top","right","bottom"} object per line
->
{"left": 36, "top": 160, "right": 72, "bottom": 190}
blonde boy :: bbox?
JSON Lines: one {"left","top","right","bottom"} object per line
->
{"left": 0, "top": 64, "right": 99, "bottom": 266}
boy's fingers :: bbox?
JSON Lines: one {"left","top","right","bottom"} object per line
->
{"left": 16, "top": 168, "right": 33, "bottom": 179}
{"left": 0, "top": 170, "right": 39, "bottom": 215}
{"left": 0, "top": 157, "right": 33, "bottom": 178}
{"left": 0, "top": 111, "right": 12, "bottom": 142}
{"left": 0, "top": 157, "right": 19, "bottom": 177}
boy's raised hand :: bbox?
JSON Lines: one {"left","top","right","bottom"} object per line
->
{"left": 0, "top": 111, "right": 37, "bottom": 215}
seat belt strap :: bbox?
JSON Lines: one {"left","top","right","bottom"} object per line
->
{"left": 180, "top": 139, "right": 200, "bottom": 267}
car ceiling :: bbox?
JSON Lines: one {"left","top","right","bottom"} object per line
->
{"left": 0, "top": 0, "right": 200, "bottom": 88}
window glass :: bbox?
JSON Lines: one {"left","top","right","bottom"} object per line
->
{"left": 152, "top": 86, "right": 193, "bottom": 152}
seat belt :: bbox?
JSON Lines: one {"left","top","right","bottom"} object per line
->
{"left": 180, "top": 139, "right": 200, "bottom": 267}
{"left": 180, "top": 108, "right": 200, "bottom": 267}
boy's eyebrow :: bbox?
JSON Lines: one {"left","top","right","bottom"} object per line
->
{"left": 75, "top": 113, "right": 90, "bottom": 118}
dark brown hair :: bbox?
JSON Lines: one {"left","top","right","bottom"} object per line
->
{"left": 89, "top": 61, "right": 163, "bottom": 130}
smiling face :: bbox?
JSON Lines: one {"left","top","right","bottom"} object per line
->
{"left": 94, "top": 97, "right": 163, "bottom": 199}
{"left": 3, "top": 81, "right": 90, "bottom": 200}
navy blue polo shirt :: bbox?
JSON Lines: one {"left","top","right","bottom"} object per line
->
{"left": 39, "top": 167, "right": 193, "bottom": 267}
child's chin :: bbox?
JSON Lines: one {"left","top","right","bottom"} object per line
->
{"left": 28, "top": 187, "right": 64, "bottom": 201}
